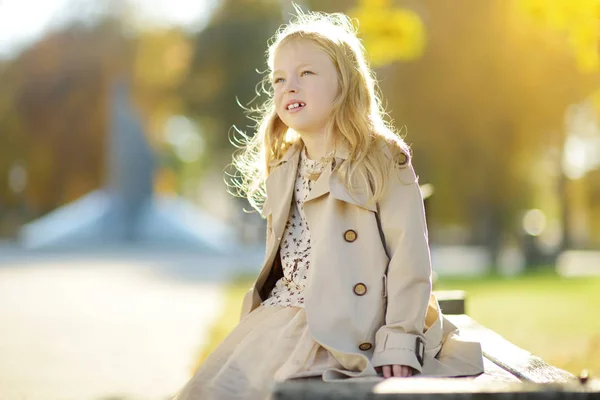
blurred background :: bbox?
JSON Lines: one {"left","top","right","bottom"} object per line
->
{"left": 0, "top": 0, "right": 598, "bottom": 399}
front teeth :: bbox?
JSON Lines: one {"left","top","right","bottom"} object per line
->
{"left": 287, "top": 102, "right": 305, "bottom": 110}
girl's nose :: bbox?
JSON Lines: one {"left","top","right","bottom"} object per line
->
{"left": 283, "top": 78, "right": 299, "bottom": 94}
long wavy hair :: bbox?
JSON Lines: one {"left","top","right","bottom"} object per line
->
{"left": 229, "top": 7, "right": 410, "bottom": 214}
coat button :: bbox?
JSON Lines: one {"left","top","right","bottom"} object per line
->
{"left": 359, "top": 342, "right": 372, "bottom": 351}
{"left": 344, "top": 229, "right": 357, "bottom": 242}
{"left": 396, "top": 152, "right": 409, "bottom": 167}
{"left": 353, "top": 283, "right": 367, "bottom": 296}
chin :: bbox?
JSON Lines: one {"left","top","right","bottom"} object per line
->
{"left": 285, "top": 121, "right": 318, "bottom": 134}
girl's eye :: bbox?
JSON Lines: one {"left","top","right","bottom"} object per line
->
{"left": 301, "top": 70, "right": 313, "bottom": 76}
{"left": 273, "top": 78, "right": 284, "bottom": 84}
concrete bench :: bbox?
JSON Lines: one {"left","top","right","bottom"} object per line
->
{"left": 272, "top": 291, "right": 598, "bottom": 399}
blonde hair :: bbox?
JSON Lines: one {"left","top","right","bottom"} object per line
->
{"left": 229, "top": 7, "right": 410, "bottom": 214}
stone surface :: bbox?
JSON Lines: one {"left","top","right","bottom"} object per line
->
{"left": 0, "top": 248, "right": 263, "bottom": 400}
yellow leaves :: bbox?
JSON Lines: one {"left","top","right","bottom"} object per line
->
{"left": 348, "top": 0, "right": 426, "bottom": 67}
{"left": 518, "top": 0, "right": 569, "bottom": 29}
{"left": 134, "top": 29, "right": 192, "bottom": 90}
{"left": 516, "top": 0, "right": 600, "bottom": 73}
{"left": 591, "top": 88, "right": 600, "bottom": 111}
{"left": 568, "top": 21, "right": 600, "bottom": 72}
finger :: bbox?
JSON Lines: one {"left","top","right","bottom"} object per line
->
{"left": 406, "top": 366, "right": 414, "bottom": 377}
{"left": 392, "top": 365, "right": 402, "bottom": 377}
{"left": 382, "top": 365, "right": 391, "bottom": 378}
{"left": 400, "top": 366, "right": 410, "bottom": 377}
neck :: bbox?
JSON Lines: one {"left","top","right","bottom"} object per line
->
{"left": 299, "top": 132, "right": 333, "bottom": 160}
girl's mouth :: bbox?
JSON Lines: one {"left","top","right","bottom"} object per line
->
{"left": 286, "top": 102, "right": 306, "bottom": 112}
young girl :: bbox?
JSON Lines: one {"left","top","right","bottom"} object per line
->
{"left": 173, "top": 9, "right": 484, "bottom": 400}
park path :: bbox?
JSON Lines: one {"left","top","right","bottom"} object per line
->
{"left": 0, "top": 248, "right": 263, "bottom": 400}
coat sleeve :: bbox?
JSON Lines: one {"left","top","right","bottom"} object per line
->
{"left": 370, "top": 156, "right": 432, "bottom": 373}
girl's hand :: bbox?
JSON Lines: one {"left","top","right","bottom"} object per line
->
{"left": 375, "top": 365, "right": 414, "bottom": 378}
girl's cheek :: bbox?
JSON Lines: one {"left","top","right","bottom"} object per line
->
{"left": 273, "top": 92, "right": 282, "bottom": 108}
{"left": 274, "top": 106, "right": 283, "bottom": 120}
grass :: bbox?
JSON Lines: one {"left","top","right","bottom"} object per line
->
{"left": 435, "top": 269, "right": 600, "bottom": 376}
{"left": 195, "top": 268, "right": 600, "bottom": 376}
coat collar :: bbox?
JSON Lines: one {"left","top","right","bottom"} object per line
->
{"left": 262, "top": 140, "right": 376, "bottom": 224}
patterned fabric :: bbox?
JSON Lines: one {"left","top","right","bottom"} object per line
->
{"left": 262, "top": 145, "right": 333, "bottom": 308}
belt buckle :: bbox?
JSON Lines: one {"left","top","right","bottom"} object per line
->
{"left": 415, "top": 336, "right": 425, "bottom": 367}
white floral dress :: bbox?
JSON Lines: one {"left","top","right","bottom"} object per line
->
{"left": 261, "top": 145, "right": 330, "bottom": 308}
{"left": 172, "top": 147, "right": 351, "bottom": 400}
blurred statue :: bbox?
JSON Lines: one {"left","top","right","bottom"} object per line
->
{"left": 19, "top": 79, "right": 235, "bottom": 252}
{"left": 103, "top": 79, "right": 155, "bottom": 242}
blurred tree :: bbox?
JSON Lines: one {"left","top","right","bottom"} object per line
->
{"left": 347, "top": 0, "right": 426, "bottom": 67}
{"left": 0, "top": 18, "right": 132, "bottom": 236}
{"left": 0, "top": 13, "right": 201, "bottom": 237}
{"left": 179, "top": 0, "right": 283, "bottom": 164}
{"left": 515, "top": 0, "right": 599, "bottom": 74}
{"left": 0, "top": 60, "right": 27, "bottom": 236}
{"left": 132, "top": 28, "right": 192, "bottom": 139}
{"left": 307, "top": 0, "right": 599, "bottom": 263}
{"left": 129, "top": 27, "right": 194, "bottom": 195}
{"left": 390, "top": 0, "right": 597, "bottom": 262}
{"left": 173, "top": 0, "right": 287, "bottom": 237}
{"left": 2, "top": 0, "right": 597, "bottom": 254}
{"left": 514, "top": 0, "right": 600, "bottom": 253}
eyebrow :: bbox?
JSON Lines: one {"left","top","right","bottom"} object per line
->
{"left": 272, "top": 63, "right": 314, "bottom": 75}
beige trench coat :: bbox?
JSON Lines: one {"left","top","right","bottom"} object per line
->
{"left": 240, "top": 140, "right": 484, "bottom": 380}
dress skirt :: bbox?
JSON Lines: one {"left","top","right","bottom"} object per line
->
{"left": 171, "top": 301, "right": 487, "bottom": 400}
{"left": 171, "top": 304, "right": 349, "bottom": 400}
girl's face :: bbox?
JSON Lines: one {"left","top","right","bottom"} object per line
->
{"left": 272, "top": 39, "right": 339, "bottom": 138}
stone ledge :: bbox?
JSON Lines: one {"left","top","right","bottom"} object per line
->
{"left": 273, "top": 377, "right": 599, "bottom": 399}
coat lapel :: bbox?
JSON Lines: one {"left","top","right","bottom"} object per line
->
{"left": 264, "top": 140, "right": 377, "bottom": 237}
{"left": 257, "top": 140, "right": 376, "bottom": 301}
{"left": 303, "top": 160, "right": 332, "bottom": 204}
{"left": 304, "top": 142, "right": 376, "bottom": 212}
{"left": 264, "top": 142, "right": 301, "bottom": 241}
{"left": 328, "top": 173, "right": 376, "bottom": 212}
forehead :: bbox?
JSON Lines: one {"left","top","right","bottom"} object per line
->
{"left": 272, "top": 39, "right": 333, "bottom": 73}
